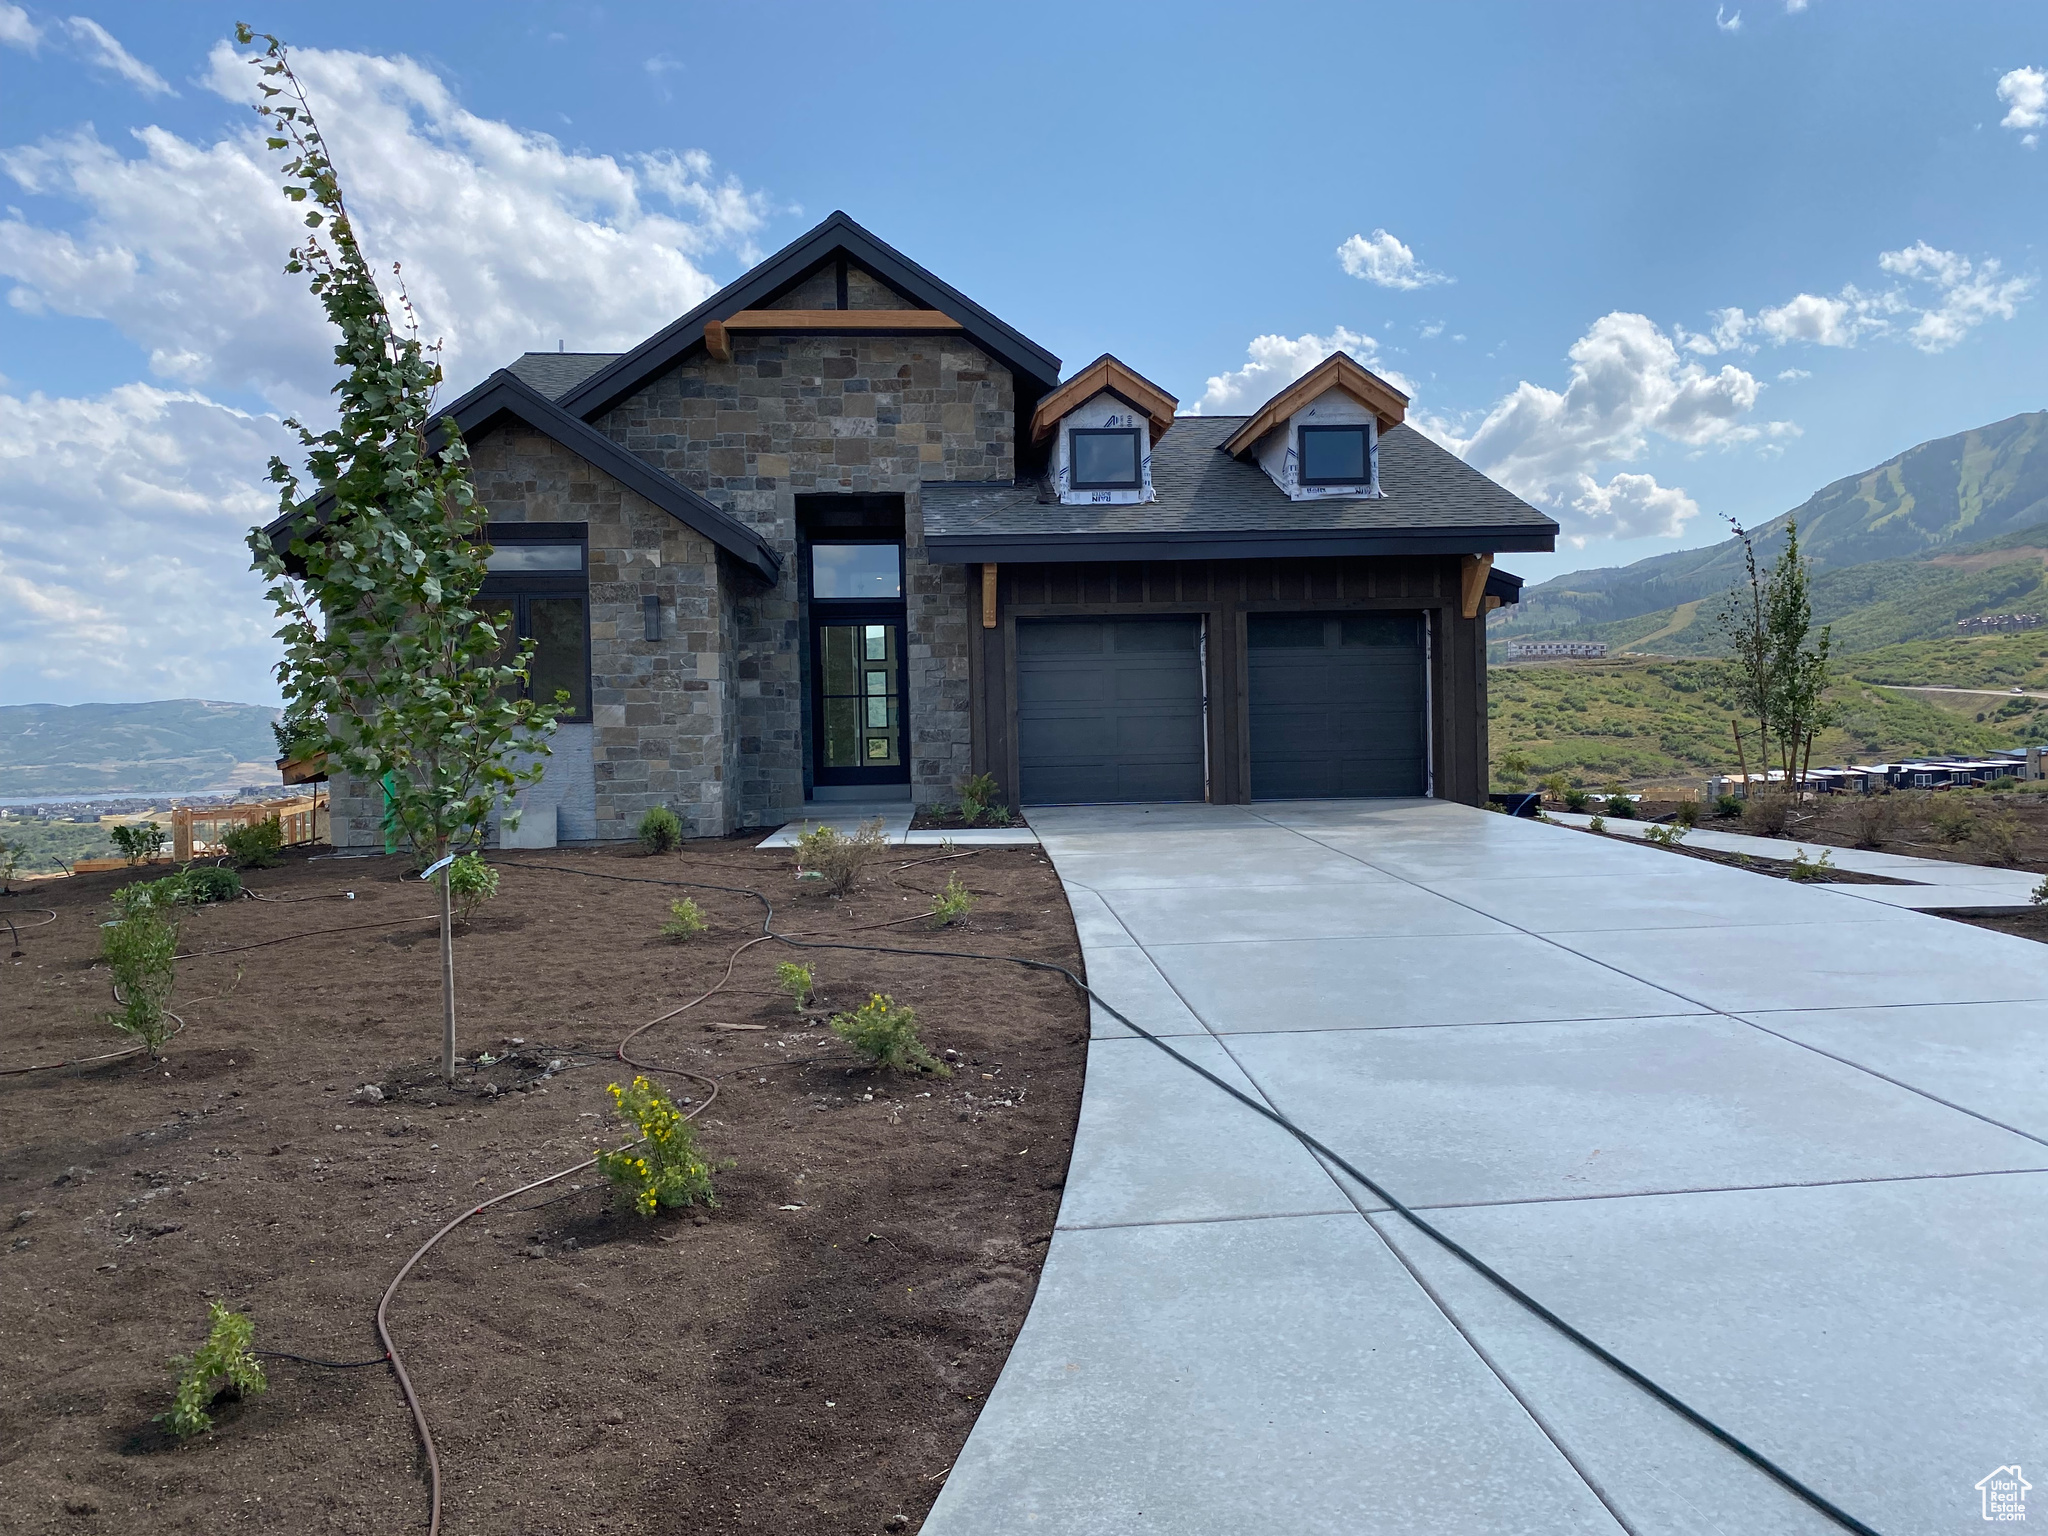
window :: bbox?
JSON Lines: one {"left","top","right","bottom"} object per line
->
{"left": 1298, "top": 424, "right": 1372, "bottom": 487}
{"left": 480, "top": 525, "right": 591, "bottom": 722}
{"left": 809, "top": 542, "right": 902, "bottom": 599}
{"left": 1069, "top": 427, "right": 1143, "bottom": 491}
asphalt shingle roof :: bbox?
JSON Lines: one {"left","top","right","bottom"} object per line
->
{"left": 921, "top": 415, "right": 1557, "bottom": 557}
{"left": 508, "top": 352, "right": 623, "bottom": 401}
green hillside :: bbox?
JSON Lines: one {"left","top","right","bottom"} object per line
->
{"left": 1495, "top": 410, "right": 2048, "bottom": 648}
{"left": 1488, "top": 657, "right": 2036, "bottom": 788}
{"left": 0, "top": 700, "right": 281, "bottom": 797}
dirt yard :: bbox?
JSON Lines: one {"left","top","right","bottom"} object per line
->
{"left": 0, "top": 838, "right": 1087, "bottom": 1535}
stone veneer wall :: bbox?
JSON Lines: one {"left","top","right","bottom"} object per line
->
{"left": 595, "top": 328, "right": 1013, "bottom": 822}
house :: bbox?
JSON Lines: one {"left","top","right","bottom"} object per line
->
{"left": 282, "top": 212, "right": 1557, "bottom": 848}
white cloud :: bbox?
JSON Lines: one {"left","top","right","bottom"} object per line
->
{"left": 1424, "top": 311, "right": 1776, "bottom": 544}
{"left": 1192, "top": 327, "right": 1412, "bottom": 415}
{"left": 1998, "top": 65, "right": 2046, "bottom": 147}
{"left": 0, "top": 3, "right": 39, "bottom": 51}
{"left": 1336, "top": 229, "right": 1449, "bottom": 290}
{"left": 0, "top": 40, "right": 771, "bottom": 414}
{"left": 1419, "top": 320, "right": 1444, "bottom": 339}
{"left": 1716, "top": 6, "right": 1742, "bottom": 32}
{"left": 1784, "top": 0, "right": 1809, "bottom": 11}
{"left": 0, "top": 384, "right": 295, "bottom": 703}
{"left": 1777, "top": 367, "right": 1810, "bottom": 380}
{"left": 1881, "top": 242, "right": 2033, "bottom": 350}
{"left": 63, "top": 15, "right": 172, "bottom": 95}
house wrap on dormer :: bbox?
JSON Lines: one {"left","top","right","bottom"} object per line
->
{"left": 1219, "top": 349, "right": 1409, "bottom": 501}
{"left": 1027, "top": 354, "right": 1179, "bottom": 506}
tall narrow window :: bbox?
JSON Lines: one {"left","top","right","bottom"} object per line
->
{"left": 805, "top": 535, "right": 909, "bottom": 788}
{"left": 480, "top": 524, "right": 591, "bottom": 721}
{"left": 1069, "top": 427, "right": 1143, "bottom": 490}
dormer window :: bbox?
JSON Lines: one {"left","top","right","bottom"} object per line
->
{"left": 1068, "top": 427, "right": 1144, "bottom": 491}
{"left": 1298, "top": 424, "right": 1372, "bottom": 487}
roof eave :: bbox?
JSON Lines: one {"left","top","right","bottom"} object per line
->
{"left": 923, "top": 524, "right": 1558, "bottom": 565}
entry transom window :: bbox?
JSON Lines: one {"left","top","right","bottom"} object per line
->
{"left": 1069, "top": 427, "right": 1143, "bottom": 491}
{"left": 485, "top": 542, "right": 584, "bottom": 573}
{"left": 810, "top": 543, "right": 902, "bottom": 599}
{"left": 1297, "top": 424, "right": 1372, "bottom": 487}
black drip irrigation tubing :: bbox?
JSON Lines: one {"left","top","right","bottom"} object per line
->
{"left": 497, "top": 856, "right": 1884, "bottom": 1536}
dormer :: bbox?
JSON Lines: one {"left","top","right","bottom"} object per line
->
{"left": 1028, "top": 354, "right": 1179, "bottom": 506}
{"left": 1220, "top": 351, "right": 1408, "bottom": 502}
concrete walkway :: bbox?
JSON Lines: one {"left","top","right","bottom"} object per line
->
{"left": 1546, "top": 810, "right": 2043, "bottom": 911}
{"left": 753, "top": 801, "right": 1039, "bottom": 849}
{"left": 923, "top": 799, "right": 2048, "bottom": 1536}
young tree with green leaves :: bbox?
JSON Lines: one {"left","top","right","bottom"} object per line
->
{"left": 1712, "top": 516, "right": 1834, "bottom": 795}
{"left": 237, "top": 27, "right": 558, "bottom": 1081}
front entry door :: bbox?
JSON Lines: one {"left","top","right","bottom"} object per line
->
{"left": 812, "top": 617, "right": 908, "bottom": 787}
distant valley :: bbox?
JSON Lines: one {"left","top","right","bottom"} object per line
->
{"left": 0, "top": 700, "right": 282, "bottom": 799}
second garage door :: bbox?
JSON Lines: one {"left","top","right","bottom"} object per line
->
{"left": 1248, "top": 612, "right": 1427, "bottom": 798}
{"left": 1016, "top": 617, "right": 1206, "bottom": 804}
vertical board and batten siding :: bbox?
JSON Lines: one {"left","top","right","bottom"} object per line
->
{"left": 973, "top": 555, "right": 1489, "bottom": 807}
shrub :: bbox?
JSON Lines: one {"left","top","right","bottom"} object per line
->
{"left": 1712, "top": 795, "right": 1744, "bottom": 819}
{"left": 179, "top": 867, "right": 243, "bottom": 905}
{"left": 830, "top": 993, "right": 948, "bottom": 1075}
{"left": 1541, "top": 772, "right": 1570, "bottom": 804}
{"left": 957, "top": 771, "right": 1000, "bottom": 825}
{"left": 1562, "top": 788, "right": 1593, "bottom": 813}
{"left": 1849, "top": 795, "right": 1900, "bottom": 850}
{"left": 110, "top": 822, "right": 168, "bottom": 865}
{"left": 1787, "top": 848, "right": 1835, "bottom": 882}
{"left": 162, "top": 1302, "right": 266, "bottom": 1439}
{"left": 222, "top": 816, "right": 283, "bottom": 870}
{"left": 1643, "top": 823, "right": 1688, "bottom": 847}
{"left": 793, "top": 818, "right": 888, "bottom": 895}
{"left": 0, "top": 835, "right": 18, "bottom": 892}
{"left": 1672, "top": 800, "right": 1700, "bottom": 829}
{"left": 638, "top": 806, "right": 683, "bottom": 854}
{"left": 1587, "top": 815, "right": 1607, "bottom": 833}
{"left": 928, "top": 872, "right": 976, "bottom": 928}
{"left": 102, "top": 897, "right": 181, "bottom": 1054}
{"left": 1604, "top": 794, "right": 1637, "bottom": 819}
{"left": 1929, "top": 798, "right": 1977, "bottom": 844}
{"left": 661, "top": 897, "right": 706, "bottom": 942}
{"left": 2032, "top": 874, "right": 2048, "bottom": 906}
{"left": 595, "top": 1075, "right": 716, "bottom": 1217}
{"left": 983, "top": 803, "right": 1014, "bottom": 828}
{"left": 776, "top": 961, "right": 815, "bottom": 1012}
{"left": 1975, "top": 810, "right": 2022, "bottom": 866}
{"left": 446, "top": 852, "right": 498, "bottom": 921}
{"left": 1741, "top": 791, "right": 1791, "bottom": 837}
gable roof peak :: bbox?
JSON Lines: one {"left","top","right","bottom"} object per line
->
{"left": 1219, "top": 351, "right": 1409, "bottom": 460}
{"left": 1028, "top": 354, "right": 1180, "bottom": 446}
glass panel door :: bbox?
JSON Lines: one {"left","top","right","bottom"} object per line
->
{"left": 817, "top": 622, "right": 902, "bottom": 772}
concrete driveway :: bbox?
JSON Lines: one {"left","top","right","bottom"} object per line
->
{"left": 922, "top": 800, "right": 2048, "bottom": 1536}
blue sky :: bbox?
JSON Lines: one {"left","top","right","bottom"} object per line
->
{"left": 1, "top": 2, "right": 2044, "bottom": 705}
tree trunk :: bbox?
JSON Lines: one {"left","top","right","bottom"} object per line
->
{"left": 1731, "top": 719, "right": 1751, "bottom": 795}
{"left": 439, "top": 866, "right": 456, "bottom": 1084}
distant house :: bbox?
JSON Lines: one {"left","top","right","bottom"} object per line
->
{"left": 268, "top": 212, "right": 1557, "bottom": 847}
{"left": 1505, "top": 639, "right": 1608, "bottom": 660}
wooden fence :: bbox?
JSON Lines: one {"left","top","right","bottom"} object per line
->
{"left": 171, "top": 794, "right": 327, "bottom": 861}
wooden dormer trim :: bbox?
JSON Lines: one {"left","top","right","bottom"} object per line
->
{"left": 703, "top": 308, "right": 965, "bottom": 361}
{"left": 1219, "top": 351, "right": 1409, "bottom": 460}
{"left": 1027, "top": 354, "right": 1180, "bottom": 446}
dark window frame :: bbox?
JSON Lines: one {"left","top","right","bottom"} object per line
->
{"left": 805, "top": 538, "right": 906, "bottom": 601}
{"left": 803, "top": 535, "right": 911, "bottom": 787}
{"left": 1297, "top": 423, "right": 1374, "bottom": 488}
{"left": 1068, "top": 426, "right": 1145, "bottom": 491}
{"left": 479, "top": 522, "right": 593, "bottom": 724}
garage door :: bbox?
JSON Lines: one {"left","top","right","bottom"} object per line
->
{"left": 1016, "top": 618, "right": 1206, "bottom": 804}
{"left": 1248, "top": 612, "right": 1426, "bottom": 798}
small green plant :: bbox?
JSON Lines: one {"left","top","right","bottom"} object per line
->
{"left": 793, "top": 818, "right": 889, "bottom": 895}
{"left": 222, "top": 816, "right": 284, "bottom": 870}
{"left": 1787, "top": 848, "right": 1836, "bottom": 882}
{"left": 0, "top": 835, "right": 18, "bottom": 892}
{"left": 1492, "top": 748, "right": 1533, "bottom": 789}
{"left": 1672, "top": 799, "right": 1701, "bottom": 829}
{"left": 1587, "top": 814, "right": 1607, "bottom": 833}
{"left": 957, "top": 771, "right": 1000, "bottom": 826}
{"left": 595, "top": 1075, "right": 717, "bottom": 1217}
{"left": 2031, "top": 875, "right": 2048, "bottom": 906}
{"left": 1975, "top": 810, "right": 2022, "bottom": 866}
{"left": 110, "top": 822, "right": 169, "bottom": 865}
{"left": 1643, "top": 823, "right": 1688, "bottom": 847}
{"left": 776, "top": 961, "right": 815, "bottom": 1012}
{"left": 1929, "top": 797, "right": 1977, "bottom": 844}
{"left": 660, "top": 896, "right": 706, "bottom": 941}
{"left": 162, "top": 1301, "right": 266, "bottom": 1439}
{"left": 928, "top": 872, "right": 976, "bottom": 928}
{"left": 1562, "top": 787, "right": 1593, "bottom": 813}
{"left": 446, "top": 852, "right": 498, "bottom": 921}
{"left": 178, "top": 867, "right": 243, "bottom": 904}
{"left": 830, "top": 993, "right": 948, "bottom": 1075}
{"left": 1741, "top": 789, "right": 1791, "bottom": 837}
{"left": 983, "top": 802, "right": 1014, "bottom": 828}
{"left": 102, "top": 895, "right": 181, "bottom": 1055}
{"left": 638, "top": 806, "right": 683, "bottom": 854}
{"left": 1604, "top": 794, "right": 1637, "bottom": 819}
{"left": 1713, "top": 794, "right": 1744, "bottom": 819}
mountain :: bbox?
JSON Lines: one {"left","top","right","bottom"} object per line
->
{"left": 1493, "top": 410, "right": 2048, "bottom": 653}
{"left": 0, "top": 700, "right": 282, "bottom": 798}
